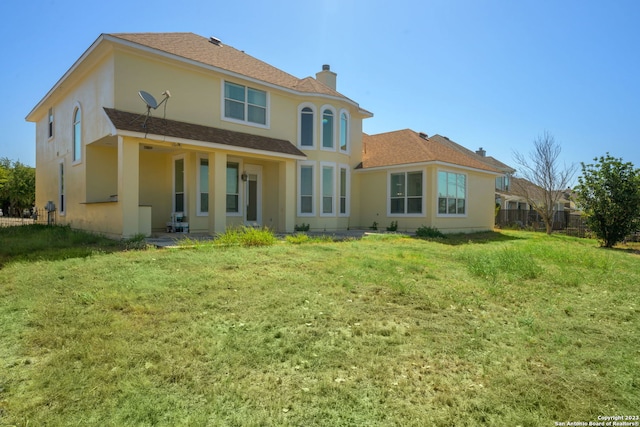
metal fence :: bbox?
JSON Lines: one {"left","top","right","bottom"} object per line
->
{"left": 0, "top": 208, "right": 56, "bottom": 227}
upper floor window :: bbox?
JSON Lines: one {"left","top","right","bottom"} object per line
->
{"left": 48, "top": 108, "right": 54, "bottom": 139}
{"left": 496, "top": 175, "right": 510, "bottom": 191}
{"left": 224, "top": 81, "right": 267, "bottom": 126}
{"left": 299, "top": 106, "right": 315, "bottom": 148}
{"left": 390, "top": 171, "right": 423, "bottom": 215}
{"left": 321, "top": 108, "right": 335, "bottom": 150}
{"left": 339, "top": 111, "right": 349, "bottom": 152}
{"left": 438, "top": 171, "right": 466, "bottom": 215}
{"left": 72, "top": 107, "right": 81, "bottom": 162}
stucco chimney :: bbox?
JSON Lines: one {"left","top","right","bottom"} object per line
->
{"left": 476, "top": 147, "right": 486, "bottom": 157}
{"left": 316, "top": 64, "right": 337, "bottom": 90}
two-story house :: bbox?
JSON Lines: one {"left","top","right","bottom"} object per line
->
{"left": 27, "top": 32, "right": 500, "bottom": 238}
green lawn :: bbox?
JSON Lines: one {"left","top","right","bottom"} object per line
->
{"left": 1, "top": 226, "right": 638, "bottom": 426}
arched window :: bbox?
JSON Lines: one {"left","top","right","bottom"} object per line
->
{"left": 300, "top": 106, "right": 314, "bottom": 147}
{"left": 340, "top": 111, "right": 349, "bottom": 152}
{"left": 72, "top": 107, "right": 81, "bottom": 162}
{"left": 321, "top": 108, "right": 334, "bottom": 149}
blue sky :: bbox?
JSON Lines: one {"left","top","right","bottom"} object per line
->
{"left": 2, "top": 0, "right": 639, "bottom": 181}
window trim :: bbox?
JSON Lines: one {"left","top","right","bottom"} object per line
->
{"left": 221, "top": 80, "right": 269, "bottom": 129}
{"left": 72, "top": 104, "right": 82, "bottom": 164}
{"left": 339, "top": 109, "right": 350, "bottom": 154}
{"left": 172, "top": 154, "right": 186, "bottom": 215}
{"left": 297, "top": 103, "right": 316, "bottom": 149}
{"left": 298, "top": 161, "right": 316, "bottom": 217}
{"left": 320, "top": 105, "right": 337, "bottom": 152}
{"left": 226, "top": 159, "right": 243, "bottom": 216}
{"left": 48, "top": 107, "right": 54, "bottom": 140}
{"left": 436, "top": 169, "right": 468, "bottom": 217}
{"left": 387, "top": 169, "right": 425, "bottom": 217}
{"left": 196, "top": 154, "right": 209, "bottom": 216}
{"left": 339, "top": 163, "right": 350, "bottom": 217}
{"left": 320, "top": 162, "right": 336, "bottom": 217}
{"left": 58, "top": 160, "right": 65, "bottom": 216}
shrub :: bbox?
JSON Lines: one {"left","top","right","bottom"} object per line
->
{"left": 415, "top": 226, "right": 445, "bottom": 239}
{"left": 386, "top": 221, "right": 398, "bottom": 232}
{"left": 370, "top": 221, "right": 378, "bottom": 231}
{"left": 294, "top": 223, "right": 310, "bottom": 232}
{"left": 286, "top": 233, "right": 310, "bottom": 244}
{"left": 216, "top": 227, "right": 276, "bottom": 247}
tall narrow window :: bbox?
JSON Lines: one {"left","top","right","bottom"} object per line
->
{"left": 339, "top": 166, "right": 349, "bottom": 215}
{"left": 174, "top": 157, "right": 185, "bottom": 213}
{"left": 438, "top": 171, "right": 466, "bottom": 215}
{"left": 321, "top": 164, "right": 335, "bottom": 215}
{"left": 59, "top": 162, "right": 65, "bottom": 215}
{"left": 224, "top": 81, "right": 267, "bottom": 125}
{"left": 72, "top": 107, "right": 81, "bottom": 162}
{"left": 390, "top": 171, "right": 423, "bottom": 215}
{"left": 299, "top": 163, "right": 314, "bottom": 215}
{"left": 48, "top": 108, "right": 54, "bottom": 139}
{"left": 300, "top": 106, "right": 314, "bottom": 147}
{"left": 322, "top": 109, "right": 334, "bottom": 149}
{"left": 226, "top": 162, "right": 239, "bottom": 213}
{"left": 198, "top": 157, "right": 209, "bottom": 214}
{"left": 340, "top": 111, "right": 348, "bottom": 152}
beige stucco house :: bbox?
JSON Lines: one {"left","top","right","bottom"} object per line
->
{"left": 26, "top": 32, "right": 500, "bottom": 238}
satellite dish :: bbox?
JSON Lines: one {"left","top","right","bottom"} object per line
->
{"left": 139, "top": 91, "right": 158, "bottom": 110}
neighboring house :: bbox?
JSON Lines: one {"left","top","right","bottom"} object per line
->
{"left": 358, "top": 130, "right": 500, "bottom": 233}
{"left": 26, "top": 32, "right": 500, "bottom": 238}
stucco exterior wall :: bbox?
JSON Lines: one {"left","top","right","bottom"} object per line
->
{"left": 35, "top": 55, "right": 116, "bottom": 227}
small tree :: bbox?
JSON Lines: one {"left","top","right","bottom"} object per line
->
{"left": 0, "top": 158, "right": 36, "bottom": 216}
{"left": 513, "top": 132, "right": 577, "bottom": 234}
{"left": 575, "top": 154, "right": 640, "bottom": 248}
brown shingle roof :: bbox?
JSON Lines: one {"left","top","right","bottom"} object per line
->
{"left": 361, "top": 130, "right": 500, "bottom": 172}
{"left": 109, "top": 33, "right": 347, "bottom": 99}
{"left": 104, "top": 108, "right": 305, "bottom": 158}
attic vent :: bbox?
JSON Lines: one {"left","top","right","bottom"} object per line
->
{"left": 209, "top": 37, "right": 222, "bottom": 46}
{"left": 418, "top": 132, "right": 428, "bottom": 140}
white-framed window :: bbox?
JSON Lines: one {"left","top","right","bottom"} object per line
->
{"left": 389, "top": 170, "right": 424, "bottom": 216}
{"left": 320, "top": 105, "right": 336, "bottom": 150}
{"left": 298, "top": 161, "right": 315, "bottom": 216}
{"left": 72, "top": 106, "right": 82, "bottom": 163}
{"left": 226, "top": 161, "right": 241, "bottom": 215}
{"left": 339, "top": 164, "right": 350, "bottom": 216}
{"left": 438, "top": 170, "right": 467, "bottom": 216}
{"left": 223, "top": 81, "right": 268, "bottom": 127}
{"left": 197, "top": 155, "right": 209, "bottom": 216}
{"left": 173, "top": 155, "right": 186, "bottom": 214}
{"left": 298, "top": 103, "right": 316, "bottom": 148}
{"left": 48, "top": 107, "right": 54, "bottom": 139}
{"left": 59, "top": 160, "right": 65, "bottom": 216}
{"left": 321, "top": 162, "right": 335, "bottom": 216}
{"left": 339, "top": 110, "right": 349, "bottom": 153}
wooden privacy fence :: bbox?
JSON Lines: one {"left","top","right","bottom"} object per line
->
{"left": 495, "top": 209, "right": 589, "bottom": 237}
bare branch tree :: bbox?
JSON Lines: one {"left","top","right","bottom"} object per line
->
{"left": 512, "top": 131, "right": 577, "bottom": 234}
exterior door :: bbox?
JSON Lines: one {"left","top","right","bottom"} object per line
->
{"left": 245, "top": 164, "right": 262, "bottom": 226}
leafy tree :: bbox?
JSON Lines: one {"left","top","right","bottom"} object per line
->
{"left": 0, "top": 158, "right": 36, "bottom": 216}
{"left": 513, "top": 132, "right": 577, "bottom": 234}
{"left": 575, "top": 154, "right": 640, "bottom": 247}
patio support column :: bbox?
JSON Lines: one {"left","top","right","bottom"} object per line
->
{"left": 209, "top": 152, "right": 227, "bottom": 235}
{"left": 279, "top": 159, "right": 296, "bottom": 233}
{"left": 117, "top": 136, "right": 140, "bottom": 238}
